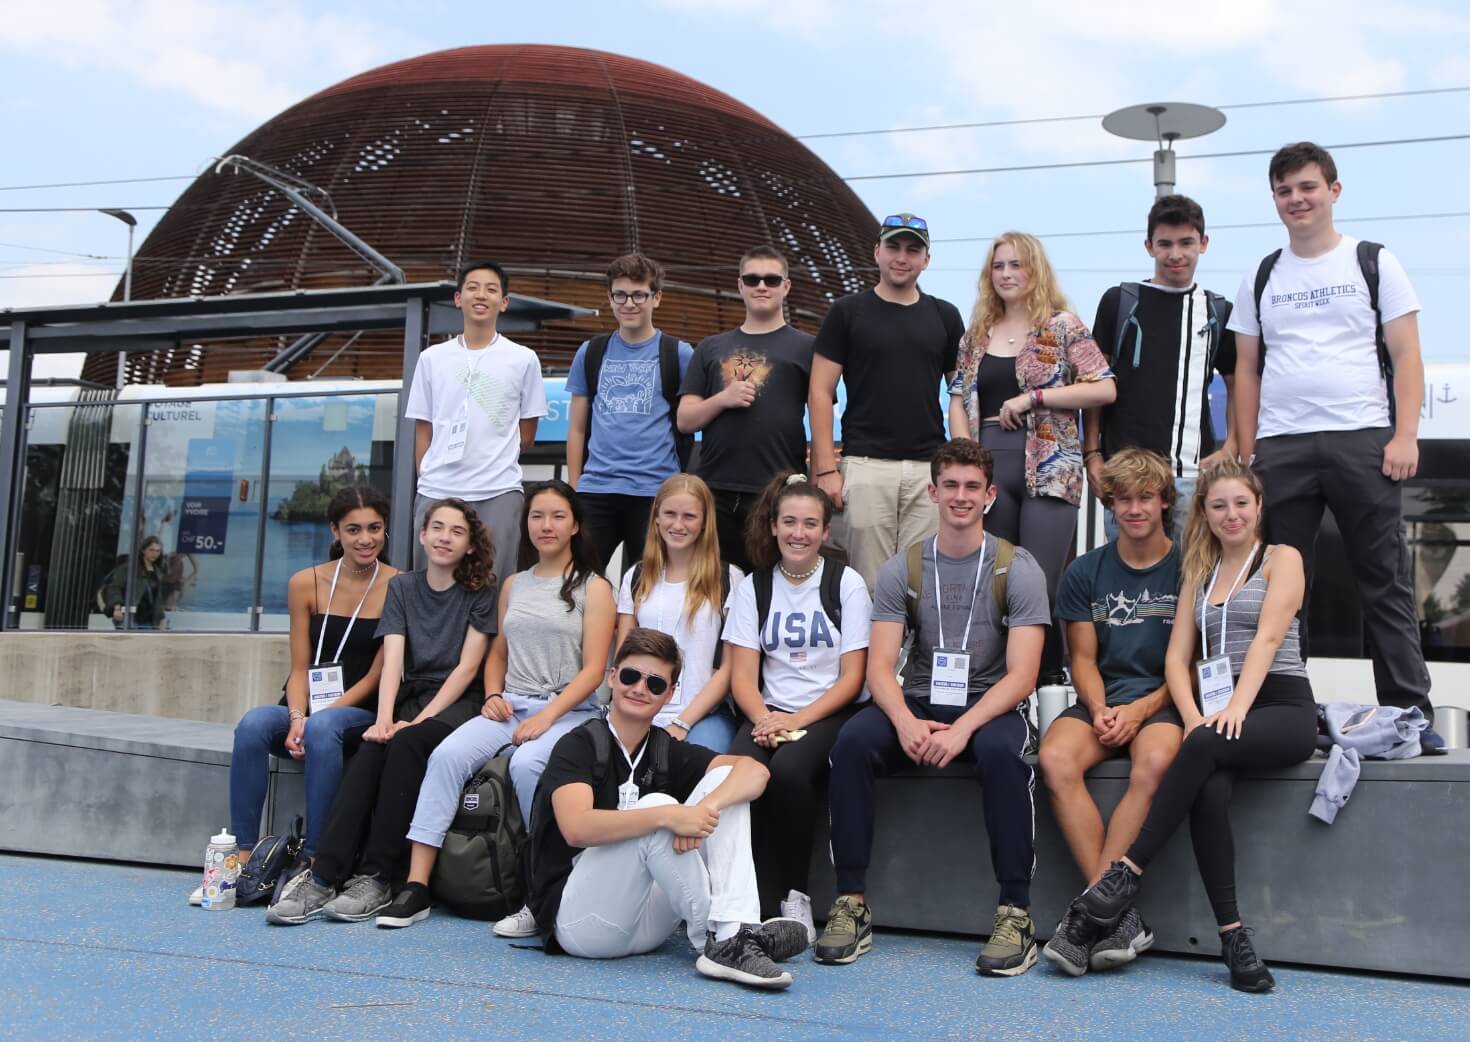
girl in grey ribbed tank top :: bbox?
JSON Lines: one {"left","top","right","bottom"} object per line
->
{"left": 1197, "top": 550, "right": 1308, "bottom": 679}
{"left": 503, "top": 568, "right": 595, "bottom": 703}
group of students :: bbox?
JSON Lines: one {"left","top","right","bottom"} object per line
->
{"left": 209, "top": 139, "right": 1438, "bottom": 994}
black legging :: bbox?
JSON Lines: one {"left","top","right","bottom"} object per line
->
{"left": 730, "top": 703, "right": 859, "bottom": 919}
{"left": 1125, "top": 673, "right": 1317, "bottom": 926}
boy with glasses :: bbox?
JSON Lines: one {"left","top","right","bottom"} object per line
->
{"left": 678, "top": 245, "right": 815, "bottom": 570}
{"left": 567, "top": 253, "right": 694, "bottom": 572}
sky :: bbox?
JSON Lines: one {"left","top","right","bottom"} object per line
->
{"left": 3, "top": 0, "right": 1469, "bottom": 379}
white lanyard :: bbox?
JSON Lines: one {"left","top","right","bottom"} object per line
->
{"left": 1200, "top": 543, "right": 1258, "bottom": 659}
{"left": 614, "top": 732, "right": 648, "bottom": 776}
{"left": 614, "top": 730, "right": 648, "bottom": 809}
{"left": 459, "top": 333, "right": 498, "bottom": 384}
{"left": 314, "top": 558, "right": 380, "bottom": 666}
{"left": 933, "top": 535, "right": 989, "bottom": 651}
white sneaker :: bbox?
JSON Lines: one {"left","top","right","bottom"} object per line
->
{"left": 493, "top": 904, "right": 539, "bottom": 938}
{"left": 780, "top": 889, "right": 816, "bottom": 947}
{"left": 188, "top": 885, "right": 204, "bottom": 907}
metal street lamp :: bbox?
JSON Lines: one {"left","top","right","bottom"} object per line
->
{"left": 99, "top": 208, "right": 137, "bottom": 389}
{"left": 1102, "top": 102, "right": 1227, "bottom": 198}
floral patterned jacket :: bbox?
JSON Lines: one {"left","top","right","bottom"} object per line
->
{"left": 950, "top": 309, "right": 1113, "bottom": 507}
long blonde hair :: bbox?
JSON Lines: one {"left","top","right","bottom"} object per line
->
{"left": 966, "top": 231, "right": 1070, "bottom": 342}
{"left": 634, "top": 474, "right": 726, "bottom": 623}
{"left": 1180, "top": 459, "right": 1267, "bottom": 594}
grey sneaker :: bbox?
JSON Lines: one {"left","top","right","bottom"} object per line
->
{"left": 814, "top": 896, "right": 873, "bottom": 965}
{"left": 323, "top": 874, "right": 392, "bottom": 922}
{"left": 1043, "top": 900, "right": 1103, "bottom": 977}
{"left": 696, "top": 926, "right": 793, "bottom": 989}
{"left": 266, "top": 868, "right": 333, "bottom": 925}
{"left": 757, "top": 917, "right": 812, "bottom": 962}
{"left": 1089, "top": 907, "right": 1154, "bottom": 970}
{"left": 779, "top": 888, "right": 816, "bottom": 947}
{"left": 976, "top": 904, "right": 1038, "bottom": 977}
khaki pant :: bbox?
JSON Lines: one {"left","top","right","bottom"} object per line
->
{"left": 829, "top": 456, "right": 938, "bottom": 591}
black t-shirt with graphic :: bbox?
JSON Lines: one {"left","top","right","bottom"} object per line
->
{"left": 812, "top": 289, "right": 964, "bottom": 460}
{"left": 680, "top": 325, "right": 814, "bottom": 493}
{"left": 527, "top": 720, "right": 717, "bottom": 950}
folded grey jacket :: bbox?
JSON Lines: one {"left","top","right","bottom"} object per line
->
{"left": 1310, "top": 704, "right": 1428, "bottom": 824}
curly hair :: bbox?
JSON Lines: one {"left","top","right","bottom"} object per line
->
{"left": 421, "top": 498, "right": 495, "bottom": 592}
{"left": 967, "top": 231, "right": 1070, "bottom": 342}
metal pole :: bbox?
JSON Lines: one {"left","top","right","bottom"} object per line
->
{"left": 100, "top": 209, "right": 137, "bottom": 391}
{"left": 249, "top": 397, "right": 275, "bottom": 632}
{"left": 0, "top": 321, "right": 30, "bottom": 630}
{"left": 389, "top": 297, "right": 425, "bottom": 569}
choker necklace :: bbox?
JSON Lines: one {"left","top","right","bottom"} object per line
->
{"left": 779, "top": 560, "right": 820, "bottom": 582}
{"left": 347, "top": 560, "right": 376, "bottom": 575}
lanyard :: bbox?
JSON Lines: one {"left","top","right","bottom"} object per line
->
{"left": 458, "top": 333, "right": 499, "bottom": 384}
{"left": 314, "top": 557, "right": 380, "bottom": 666}
{"left": 613, "top": 731, "right": 648, "bottom": 778}
{"left": 1200, "top": 543, "right": 1258, "bottom": 659}
{"left": 933, "top": 535, "right": 989, "bottom": 651}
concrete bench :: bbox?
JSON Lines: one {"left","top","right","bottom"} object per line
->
{"left": 0, "top": 700, "right": 304, "bottom": 867}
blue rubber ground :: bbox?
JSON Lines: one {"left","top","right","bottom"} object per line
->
{"left": 2, "top": 853, "right": 1464, "bottom": 1041}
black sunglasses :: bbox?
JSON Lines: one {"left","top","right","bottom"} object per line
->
{"left": 740, "top": 273, "right": 786, "bottom": 288}
{"left": 618, "top": 666, "right": 671, "bottom": 697}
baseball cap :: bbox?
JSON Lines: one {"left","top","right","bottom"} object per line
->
{"left": 878, "top": 212, "right": 930, "bottom": 246}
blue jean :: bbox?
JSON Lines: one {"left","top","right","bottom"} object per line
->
{"left": 229, "top": 703, "right": 375, "bottom": 853}
{"left": 684, "top": 701, "right": 739, "bottom": 753}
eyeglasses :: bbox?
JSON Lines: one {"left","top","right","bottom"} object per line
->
{"left": 617, "top": 666, "right": 671, "bottom": 697}
{"left": 881, "top": 213, "right": 929, "bottom": 232}
{"left": 610, "top": 290, "right": 655, "bottom": 305}
{"left": 740, "top": 273, "right": 786, "bottom": 288}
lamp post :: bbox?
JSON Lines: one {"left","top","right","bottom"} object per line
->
{"left": 1102, "top": 103, "right": 1226, "bottom": 198}
{"left": 99, "top": 208, "right": 137, "bottom": 390}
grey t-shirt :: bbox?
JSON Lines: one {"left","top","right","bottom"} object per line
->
{"left": 375, "top": 570, "right": 497, "bottom": 688}
{"left": 502, "top": 568, "right": 598, "bottom": 705}
{"left": 871, "top": 535, "right": 1051, "bottom": 704}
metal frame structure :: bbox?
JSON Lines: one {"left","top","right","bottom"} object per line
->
{"left": 0, "top": 282, "right": 591, "bottom": 630}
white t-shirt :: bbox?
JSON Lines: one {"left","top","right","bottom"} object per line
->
{"left": 1227, "top": 236, "right": 1419, "bottom": 438}
{"left": 404, "top": 334, "right": 548, "bottom": 499}
{"left": 617, "top": 564, "right": 741, "bottom": 728}
{"left": 722, "top": 561, "right": 872, "bottom": 713}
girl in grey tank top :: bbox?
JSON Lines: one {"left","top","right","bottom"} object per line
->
{"left": 503, "top": 568, "right": 595, "bottom": 705}
{"left": 1198, "top": 549, "right": 1307, "bottom": 679}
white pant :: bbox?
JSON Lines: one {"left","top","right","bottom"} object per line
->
{"left": 553, "top": 765, "right": 760, "bottom": 958}
{"left": 407, "top": 697, "right": 599, "bottom": 847}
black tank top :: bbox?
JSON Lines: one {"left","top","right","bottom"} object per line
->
{"left": 277, "top": 568, "right": 385, "bottom": 712}
{"left": 975, "top": 351, "right": 1018, "bottom": 420}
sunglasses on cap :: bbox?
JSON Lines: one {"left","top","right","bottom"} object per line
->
{"left": 618, "top": 666, "right": 671, "bottom": 697}
{"left": 740, "top": 273, "right": 786, "bottom": 287}
{"left": 881, "top": 213, "right": 929, "bottom": 232}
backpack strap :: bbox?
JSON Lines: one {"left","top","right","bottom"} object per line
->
{"left": 990, "top": 537, "right": 1015, "bottom": 627}
{"left": 659, "top": 333, "right": 694, "bottom": 471}
{"left": 647, "top": 726, "right": 672, "bottom": 792}
{"left": 753, "top": 567, "right": 775, "bottom": 635}
{"left": 587, "top": 716, "right": 612, "bottom": 787}
{"left": 710, "top": 564, "right": 733, "bottom": 671}
{"left": 1356, "top": 240, "right": 1394, "bottom": 425}
{"left": 1113, "top": 282, "right": 1144, "bottom": 369}
{"left": 581, "top": 333, "right": 613, "bottom": 447}
{"left": 1251, "top": 250, "right": 1283, "bottom": 373}
{"left": 819, "top": 557, "right": 845, "bottom": 635}
{"left": 904, "top": 539, "right": 926, "bottom": 635}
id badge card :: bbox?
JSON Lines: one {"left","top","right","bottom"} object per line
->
{"left": 308, "top": 662, "right": 346, "bottom": 714}
{"left": 617, "top": 780, "right": 640, "bottom": 811}
{"left": 929, "top": 648, "right": 970, "bottom": 707}
{"left": 442, "top": 403, "right": 469, "bottom": 463}
{"left": 1196, "top": 655, "right": 1234, "bottom": 716}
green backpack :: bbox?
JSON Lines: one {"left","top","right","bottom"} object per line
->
{"left": 430, "top": 743, "right": 527, "bottom": 921}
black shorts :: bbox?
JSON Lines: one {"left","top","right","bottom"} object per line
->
{"left": 1056, "top": 700, "right": 1183, "bottom": 754}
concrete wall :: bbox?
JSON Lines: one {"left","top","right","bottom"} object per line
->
{"left": 0, "top": 633, "right": 290, "bottom": 724}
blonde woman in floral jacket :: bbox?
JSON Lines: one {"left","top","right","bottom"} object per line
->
{"left": 949, "top": 231, "right": 1116, "bottom": 683}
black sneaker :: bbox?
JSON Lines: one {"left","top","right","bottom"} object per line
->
{"left": 376, "top": 882, "right": 432, "bottom": 929}
{"left": 1042, "top": 900, "right": 1102, "bottom": 977}
{"left": 814, "top": 896, "right": 874, "bottom": 965}
{"left": 757, "top": 917, "right": 812, "bottom": 963}
{"left": 1420, "top": 726, "right": 1448, "bottom": 756}
{"left": 1221, "top": 926, "right": 1275, "bottom": 992}
{"left": 1078, "top": 861, "right": 1141, "bottom": 932}
{"left": 1089, "top": 906, "right": 1154, "bottom": 971}
{"left": 696, "top": 926, "right": 793, "bottom": 989}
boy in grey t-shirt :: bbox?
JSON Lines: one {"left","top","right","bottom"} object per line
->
{"left": 817, "top": 439, "right": 1049, "bottom": 977}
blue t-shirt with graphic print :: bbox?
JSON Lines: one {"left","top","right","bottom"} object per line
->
{"left": 566, "top": 329, "right": 693, "bottom": 496}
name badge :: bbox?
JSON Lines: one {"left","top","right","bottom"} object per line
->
{"left": 617, "top": 780, "right": 640, "bottom": 811}
{"left": 929, "top": 648, "right": 970, "bottom": 707}
{"left": 308, "top": 662, "right": 345, "bottom": 714}
{"left": 1196, "top": 654, "right": 1234, "bottom": 716}
{"left": 442, "top": 404, "right": 470, "bottom": 463}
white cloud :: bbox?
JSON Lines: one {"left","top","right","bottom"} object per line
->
{"left": 655, "top": 0, "right": 841, "bottom": 36}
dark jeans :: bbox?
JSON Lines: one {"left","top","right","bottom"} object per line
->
{"left": 710, "top": 487, "right": 755, "bottom": 573}
{"left": 579, "top": 492, "right": 655, "bottom": 575}
{"left": 1254, "top": 427, "right": 1432, "bottom": 715}
{"left": 829, "top": 699, "right": 1036, "bottom": 907}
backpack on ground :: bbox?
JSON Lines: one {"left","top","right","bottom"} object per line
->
{"left": 1250, "top": 240, "right": 1393, "bottom": 422}
{"left": 431, "top": 744, "right": 527, "bottom": 920}
{"left": 235, "top": 815, "right": 304, "bottom": 906}
{"left": 1111, "top": 283, "right": 1231, "bottom": 370}
{"left": 584, "top": 332, "right": 693, "bottom": 470}
{"left": 903, "top": 536, "right": 1015, "bottom": 635}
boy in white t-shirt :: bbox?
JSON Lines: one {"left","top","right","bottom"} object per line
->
{"left": 1229, "top": 143, "right": 1440, "bottom": 751}
{"left": 404, "top": 260, "right": 548, "bottom": 580}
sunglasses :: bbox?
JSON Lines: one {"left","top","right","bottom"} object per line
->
{"left": 740, "top": 273, "right": 786, "bottom": 288}
{"left": 882, "top": 213, "right": 928, "bottom": 232}
{"left": 617, "top": 666, "right": 671, "bottom": 697}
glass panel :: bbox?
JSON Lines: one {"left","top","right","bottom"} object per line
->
{"left": 131, "top": 397, "right": 268, "bottom": 631}
{"left": 1406, "top": 483, "right": 1470, "bottom": 663}
{"left": 14, "top": 402, "right": 143, "bottom": 631}
{"left": 257, "top": 393, "right": 397, "bottom": 631}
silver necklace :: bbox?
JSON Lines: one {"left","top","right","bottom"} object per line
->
{"left": 779, "top": 560, "right": 820, "bottom": 582}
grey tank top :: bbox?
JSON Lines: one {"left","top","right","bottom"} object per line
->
{"left": 1198, "top": 550, "right": 1307, "bottom": 678}
{"left": 503, "top": 568, "right": 594, "bottom": 704}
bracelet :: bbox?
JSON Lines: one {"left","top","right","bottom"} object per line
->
{"left": 1083, "top": 449, "right": 1102, "bottom": 460}
{"left": 815, "top": 469, "right": 838, "bottom": 478}
{"left": 288, "top": 709, "right": 305, "bottom": 722}
{"left": 671, "top": 718, "right": 693, "bottom": 731}
{"left": 1030, "top": 388, "right": 1044, "bottom": 408}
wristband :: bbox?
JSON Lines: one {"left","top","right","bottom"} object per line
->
{"left": 1031, "top": 388, "right": 1044, "bottom": 408}
{"left": 672, "top": 718, "right": 693, "bottom": 732}
{"left": 1083, "top": 449, "right": 1102, "bottom": 460}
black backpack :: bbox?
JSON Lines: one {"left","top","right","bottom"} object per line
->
{"left": 235, "top": 815, "right": 304, "bottom": 906}
{"left": 585, "top": 716, "right": 673, "bottom": 793}
{"left": 750, "top": 558, "right": 846, "bottom": 690}
{"left": 1251, "top": 240, "right": 1393, "bottom": 423}
{"left": 584, "top": 332, "right": 693, "bottom": 470}
{"left": 430, "top": 743, "right": 527, "bottom": 921}
{"left": 626, "top": 561, "right": 734, "bottom": 669}
{"left": 1111, "top": 283, "right": 1231, "bottom": 370}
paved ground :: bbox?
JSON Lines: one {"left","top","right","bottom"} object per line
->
{"left": 2, "top": 853, "right": 1464, "bottom": 1041}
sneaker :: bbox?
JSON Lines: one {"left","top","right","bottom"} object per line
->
{"left": 1078, "top": 861, "right": 1141, "bottom": 932}
{"left": 1042, "top": 900, "right": 1102, "bottom": 977}
{"left": 976, "top": 904, "right": 1038, "bottom": 977}
{"left": 266, "top": 868, "right": 333, "bottom": 925}
{"left": 757, "top": 917, "right": 811, "bottom": 963}
{"left": 1089, "top": 906, "right": 1154, "bottom": 971}
{"left": 494, "top": 904, "right": 539, "bottom": 938}
{"left": 696, "top": 926, "right": 793, "bottom": 989}
{"left": 376, "top": 882, "right": 432, "bottom": 929}
{"left": 1221, "top": 926, "right": 1275, "bottom": 992}
{"left": 779, "top": 888, "right": 817, "bottom": 947}
{"left": 1420, "top": 726, "right": 1448, "bottom": 756}
{"left": 188, "top": 884, "right": 204, "bottom": 907}
{"left": 814, "top": 896, "right": 873, "bottom": 965}
{"left": 323, "top": 874, "right": 392, "bottom": 922}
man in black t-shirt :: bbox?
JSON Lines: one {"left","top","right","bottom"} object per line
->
{"left": 679, "top": 245, "right": 815, "bottom": 570}
{"left": 1085, "top": 195, "right": 1236, "bottom": 540}
{"left": 525, "top": 628, "right": 808, "bottom": 988}
{"left": 810, "top": 213, "right": 966, "bottom": 590}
